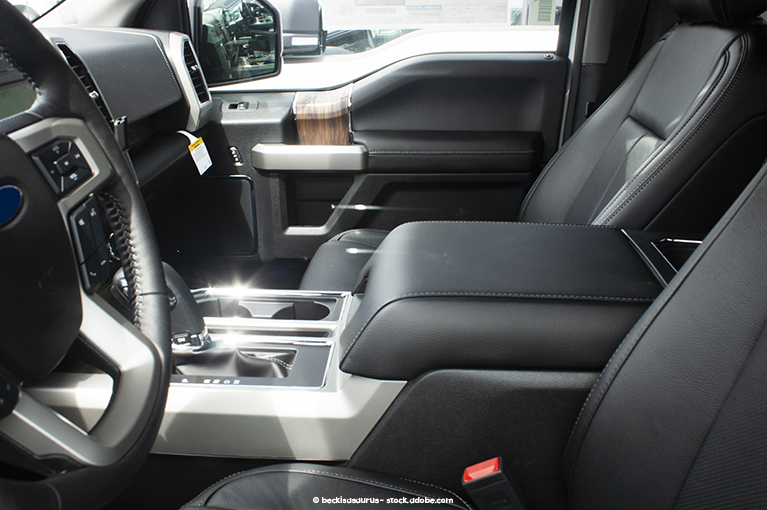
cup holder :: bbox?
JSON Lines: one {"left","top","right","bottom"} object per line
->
{"left": 217, "top": 299, "right": 332, "bottom": 320}
{"left": 270, "top": 302, "right": 330, "bottom": 320}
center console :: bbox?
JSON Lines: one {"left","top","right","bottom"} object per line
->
{"left": 28, "top": 221, "right": 701, "bottom": 462}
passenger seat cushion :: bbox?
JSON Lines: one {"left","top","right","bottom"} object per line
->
{"left": 181, "top": 463, "right": 471, "bottom": 510}
{"left": 299, "top": 230, "right": 387, "bottom": 291}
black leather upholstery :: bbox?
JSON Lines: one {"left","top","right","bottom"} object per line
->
{"left": 181, "top": 463, "right": 470, "bottom": 510}
{"left": 299, "top": 230, "right": 388, "bottom": 291}
{"left": 300, "top": 5, "right": 767, "bottom": 292}
{"left": 561, "top": 162, "right": 767, "bottom": 509}
{"left": 668, "top": 0, "right": 767, "bottom": 23}
{"left": 192, "top": 157, "right": 767, "bottom": 509}
{"left": 188, "top": 166, "right": 767, "bottom": 509}
{"left": 337, "top": 222, "right": 662, "bottom": 380}
{"left": 519, "top": 20, "right": 767, "bottom": 230}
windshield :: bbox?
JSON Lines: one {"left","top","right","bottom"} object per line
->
{"left": 13, "top": 0, "right": 66, "bottom": 22}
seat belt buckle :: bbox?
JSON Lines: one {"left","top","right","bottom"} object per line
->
{"left": 461, "top": 457, "right": 526, "bottom": 510}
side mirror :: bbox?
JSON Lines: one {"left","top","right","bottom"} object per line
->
{"left": 269, "top": 0, "right": 324, "bottom": 57}
{"left": 197, "top": 0, "right": 282, "bottom": 85}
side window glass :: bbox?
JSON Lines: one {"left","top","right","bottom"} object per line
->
{"left": 198, "top": 0, "right": 565, "bottom": 85}
{"left": 199, "top": 0, "right": 280, "bottom": 85}
{"left": 321, "top": 0, "right": 563, "bottom": 56}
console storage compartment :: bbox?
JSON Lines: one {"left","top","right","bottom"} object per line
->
{"left": 339, "top": 222, "right": 667, "bottom": 380}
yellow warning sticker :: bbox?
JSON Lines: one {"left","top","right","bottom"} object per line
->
{"left": 187, "top": 137, "right": 212, "bottom": 175}
{"left": 188, "top": 137, "right": 204, "bottom": 152}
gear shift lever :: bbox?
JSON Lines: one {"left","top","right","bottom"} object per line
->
{"left": 112, "top": 262, "right": 211, "bottom": 351}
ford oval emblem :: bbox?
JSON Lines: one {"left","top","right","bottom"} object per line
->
{"left": 0, "top": 185, "right": 23, "bottom": 227}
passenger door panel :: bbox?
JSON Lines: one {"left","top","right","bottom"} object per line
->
{"left": 184, "top": 53, "right": 568, "bottom": 262}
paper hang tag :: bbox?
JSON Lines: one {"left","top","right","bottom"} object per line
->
{"left": 187, "top": 136, "right": 212, "bottom": 175}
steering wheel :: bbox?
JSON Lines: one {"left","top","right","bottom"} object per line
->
{"left": 0, "top": 2, "right": 170, "bottom": 509}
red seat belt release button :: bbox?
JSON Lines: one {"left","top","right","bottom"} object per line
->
{"left": 461, "top": 457, "right": 526, "bottom": 510}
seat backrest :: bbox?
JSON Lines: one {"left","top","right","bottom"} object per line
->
{"left": 563, "top": 159, "right": 767, "bottom": 506}
{"left": 519, "top": 0, "right": 767, "bottom": 235}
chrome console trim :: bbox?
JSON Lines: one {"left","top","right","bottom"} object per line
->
{"left": 158, "top": 288, "right": 405, "bottom": 460}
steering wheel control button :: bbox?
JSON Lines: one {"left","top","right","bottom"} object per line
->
{"left": 71, "top": 196, "right": 108, "bottom": 266}
{"left": 71, "top": 203, "right": 98, "bottom": 261}
{"left": 0, "top": 185, "right": 23, "bottom": 228}
{"left": 0, "top": 378, "right": 19, "bottom": 420}
{"left": 61, "top": 166, "right": 93, "bottom": 194}
{"left": 82, "top": 244, "right": 111, "bottom": 290}
{"left": 69, "top": 144, "right": 87, "bottom": 167}
{"left": 37, "top": 140, "right": 71, "bottom": 163}
{"left": 54, "top": 154, "right": 77, "bottom": 175}
{"left": 33, "top": 139, "right": 92, "bottom": 196}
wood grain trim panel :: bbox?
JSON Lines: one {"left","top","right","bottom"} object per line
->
{"left": 294, "top": 84, "right": 353, "bottom": 145}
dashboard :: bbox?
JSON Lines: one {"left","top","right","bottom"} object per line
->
{"left": 14, "top": 27, "right": 213, "bottom": 154}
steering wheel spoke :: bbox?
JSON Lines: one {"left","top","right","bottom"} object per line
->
{"left": 0, "top": 292, "right": 161, "bottom": 467}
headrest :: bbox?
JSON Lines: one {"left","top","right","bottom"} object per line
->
{"left": 668, "top": 0, "right": 767, "bottom": 24}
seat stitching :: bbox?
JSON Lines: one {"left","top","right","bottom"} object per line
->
{"left": 719, "top": 0, "right": 731, "bottom": 24}
{"left": 403, "top": 220, "right": 614, "bottom": 229}
{"left": 594, "top": 50, "right": 730, "bottom": 221}
{"left": 0, "top": 40, "right": 40, "bottom": 94}
{"left": 518, "top": 39, "right": 665, "bottom": 219}
{"left": 561, "top": 168, "right": 767, "bottom": 499}
{"left": 395, "top": 475, "right": 472, "bottom": 508}
{"left": 342, "top": 292, "right": 654, "bottom": 361}
{"left": 576, "top": 131, "right": 654, "bottom": 224}
{"left": 184, "top": 468, "right": 257, "bottom": 507}
{"left": 592, "top": 34, "right": 735, "bottom": 221}
{"left": 192, "top": 468, "right": 470, "bottom": 509}
{"left": 597, "top": 34, "right": 747, "bottom": 225}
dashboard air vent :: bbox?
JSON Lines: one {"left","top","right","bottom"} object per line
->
{"left": 57, "top": 44, "right": 113, "bottom": 127}
{"left": 183, "top": 41, "right": 210, "bottom": 104}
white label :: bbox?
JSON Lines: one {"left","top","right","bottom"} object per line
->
{"left": 188, "top": 136, "right": 212, "bottom": 175}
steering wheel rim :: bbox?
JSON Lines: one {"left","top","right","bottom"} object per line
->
{"left": 0, "top": 2, "right": 171, "bottom": 509}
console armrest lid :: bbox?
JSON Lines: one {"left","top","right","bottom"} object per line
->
{"left": 340, "top": 222, "right": 663, "bottom": 380}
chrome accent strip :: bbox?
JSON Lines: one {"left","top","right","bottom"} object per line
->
{"left": 651, "top": 238, "right": 703, "bottom": 275}
{"left": 348, "top": 81, "right": 354, "bottom": 144}
{"left": 251, "top": 143, "right": 368, "bottom": 171}
{"left": 167, "top": 32, "right": 212, "bottom": 131}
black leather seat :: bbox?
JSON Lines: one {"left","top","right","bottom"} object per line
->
{"left": 300, "top": 0, "right": 767, "bottom": 291}
{"left": 184, "top": 154, "right": 767, "bottom": 508}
